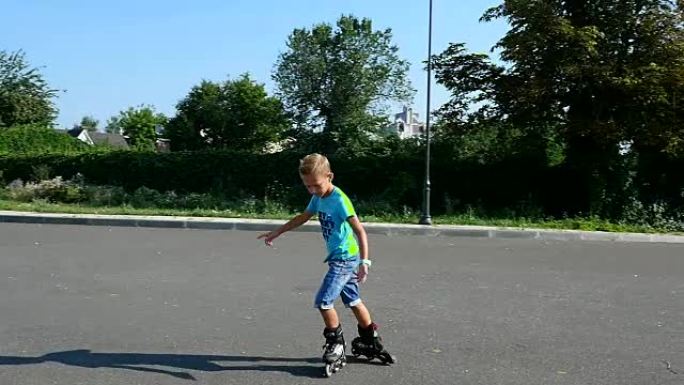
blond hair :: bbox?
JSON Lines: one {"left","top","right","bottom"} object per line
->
{"left": 299, "top": 153, "right": 331, "bottom": 176}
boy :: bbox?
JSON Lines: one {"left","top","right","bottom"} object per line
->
{"left": 258, "top": 153, "right": 394, "bottom": 372}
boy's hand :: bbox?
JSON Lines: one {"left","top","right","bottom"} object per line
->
{"left": 257, "top": 231, "right": 279, "bottom": 247}
{"left": 356, "top": 264, "right": 369, "bottom": 284}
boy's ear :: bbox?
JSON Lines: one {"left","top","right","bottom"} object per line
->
{"left": 329, "top": 172, "right": 334, "bottom": 181}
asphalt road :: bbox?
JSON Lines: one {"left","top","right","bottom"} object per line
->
{"left": 0, "top": 223, "right": 682, "bottom": 385}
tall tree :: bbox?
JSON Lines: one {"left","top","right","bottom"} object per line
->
{"left": 106, "top": 105, "right": 166, "bottom": 150}
{"left": 432, "top": 0, "right": 684, "bottom": 215}
{"left": 165, "top": 74, "right": 289, "bottom": 152}
{"left": 273, "top": 15, "right": 414, "bottom": 152}
{"left": 0, "top": 50, "right": 58, "bottom": 127}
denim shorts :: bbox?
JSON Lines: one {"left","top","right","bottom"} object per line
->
{"left": 314, "top": 258, "right": 361, "bottom": 310}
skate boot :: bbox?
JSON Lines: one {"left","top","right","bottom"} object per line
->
{"left": 351, "top": 323, "right": 396, "bottom": 364}
{"left": 322, "top": 324, "right": 346, "bottom": 377}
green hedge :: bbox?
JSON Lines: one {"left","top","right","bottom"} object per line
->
{"left": 0, "top": 150, "right": 552, "bottom": 214}
{"left": 0, "top": 125, "right": 88, "bottom": 154}
{"left": 0, "top": 149, "right": 682, "bottom": 219}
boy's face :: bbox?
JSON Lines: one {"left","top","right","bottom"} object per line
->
{"left": 300, "top": 172, "right": 333, "bottom": 197}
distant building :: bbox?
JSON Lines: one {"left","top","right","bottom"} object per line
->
{"left": 64, "top": 128, "right": 130, "bottom": 150}
{"left": 390, "top": 106, "right": 425, "bottom": 139}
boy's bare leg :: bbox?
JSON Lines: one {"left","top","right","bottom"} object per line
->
{"left": 350, "top": 302, "right": 372, "bottom": 328}
{"left": 320, "top": 309, "right": 340, "bottom": 329}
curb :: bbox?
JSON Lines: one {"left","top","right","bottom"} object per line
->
{"left": 1, "top": 210, "right": 683, "bottom": 244}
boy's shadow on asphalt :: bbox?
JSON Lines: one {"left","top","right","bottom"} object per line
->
{"left": 0, "top": 349, "right": 330, "bottom": 380}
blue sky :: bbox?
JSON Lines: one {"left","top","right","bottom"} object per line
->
{"left": 3, "top": 1, "right": 508, "bottom": 128}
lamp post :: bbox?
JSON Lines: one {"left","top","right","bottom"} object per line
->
{"left": 419, "top": 0, "right": 433, "bottom": 225}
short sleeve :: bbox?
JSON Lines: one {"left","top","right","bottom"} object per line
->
{"left": 339, "top": 193, "right": 356, "bottom": 220}
{"left": 305, "top": 195, "right": 319, "bottom": 215}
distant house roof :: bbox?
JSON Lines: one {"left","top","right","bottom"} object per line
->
{"left": 66, "top": 128, "right": 81, "bottom": 137}
{"left": 64, "top": 128, "right": 129, "bottom": 149}
{"left": 65, "top": 127, "right": 94, "bottom": 145}
{"left": 90, "top": 132, "right": 129, "bottom": 149}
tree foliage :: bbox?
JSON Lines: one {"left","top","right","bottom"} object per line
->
{"left": 106, "top": 105, "right": 166, "bottom": 150}
{"left": 165, "top": 74, "right": 289, "bottom": 152}
{"left": 76, "top": 116, "right": 99, "bottom": 132}
{"left": 432, "top": 0, "right": 684, "bottom": 215}
{"left": 274, "top": 15, "right": 414, "bottom": 152}
{"left": 0, "top": 50, "right": 58, "bottom": 127}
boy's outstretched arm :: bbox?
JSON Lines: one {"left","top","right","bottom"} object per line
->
{"left": 347, "top": 216, "right": 370, "bottom": 283}
{"left": 258, "top": 211, "right": 314, "bottom": 246}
